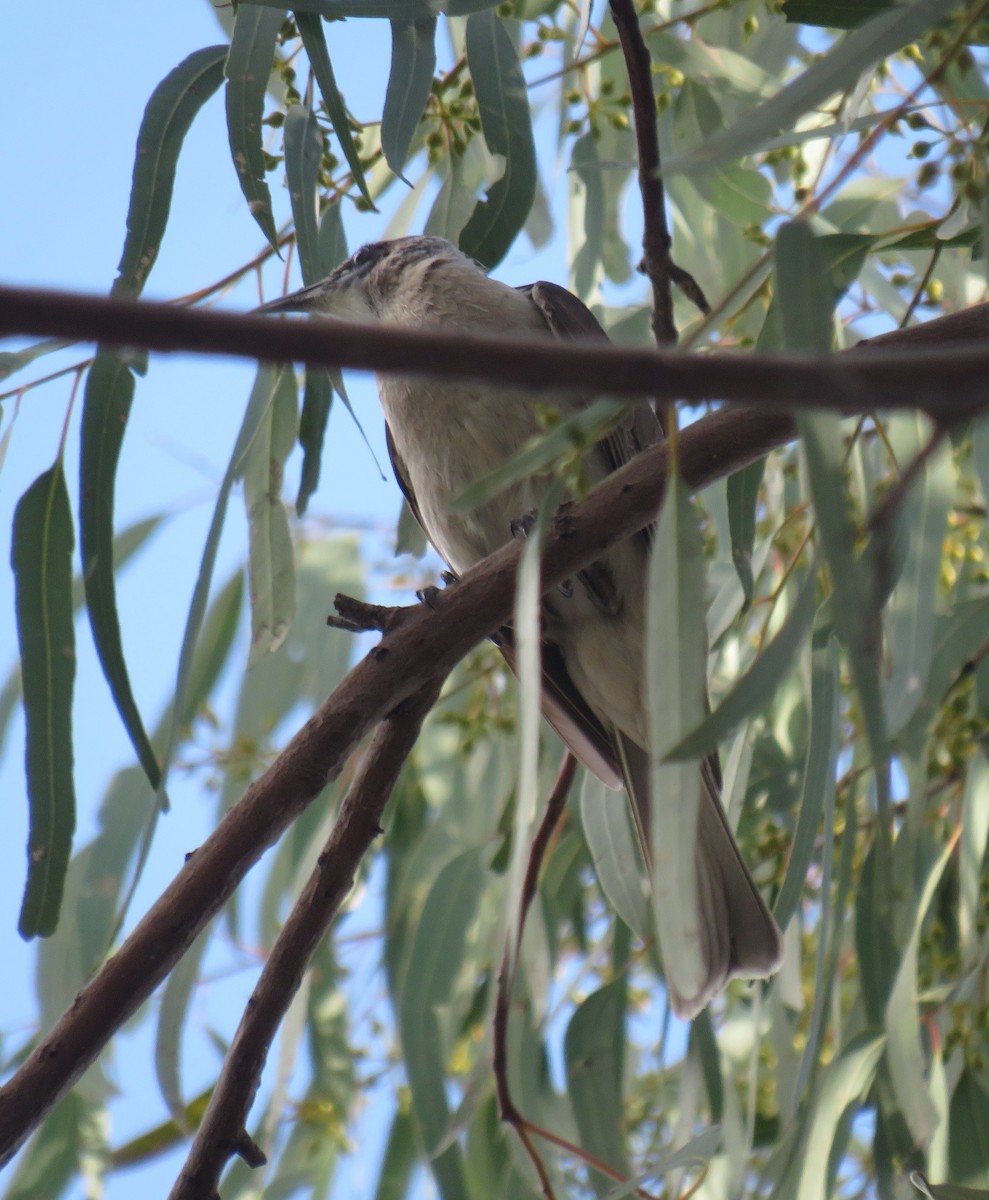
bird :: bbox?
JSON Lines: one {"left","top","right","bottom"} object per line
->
{"left": 259, "top": 234, "right": 782, "bottom": 1017}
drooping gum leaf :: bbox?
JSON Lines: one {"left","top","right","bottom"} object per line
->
{"left": 884, "top": 418, "right": 953, "bottom": 733}
{"left": 564, "top": 981, "right": 632, "bottom": 1189}
{"left": 159, "top": 364, "right": 282, "bottom": 790}
{"left": 580, "top": 773, "right": 648, "bottom": 939}
{"left": 398, "top": 849, "right": 481, "bottom": 1200}
{"left": 460, "top": 10, "right": 537, "bottom": 268}
{"left": 726, "top": 458, "right": 764, "bottom": 607}
{"left": 80, "top": 350, "right": 161, "bottom": 792}
{"left": 297, "top": 11, "right": 375, "bottom": 207}
{"left": 667, "top": 569, "right": 818, "bottom": 764}
{"left": 884, "top": 838, "right": 954, "bottom": 1146}
{"left": 283, "top": 103, "right": 324, "bottom": 284}
{"left": 646, "top": 470, "right": 708, "bottom": 1009}
{"left": 382, "top": 17, "right": 437, "bottom": 179}
{"left": 225, "top": 4, "right": 283, "bottom": 251}
{"left": 12, "top": 462, "right": 76, "bottom": 938}
{"left": 115, "top": 46, "right": 228, "bottom": 296}
{"left": 243, "top": 366, "right": 298, "bottom": 666}
{"left": 773, "top": 632, "right": 840, "bottom": 933}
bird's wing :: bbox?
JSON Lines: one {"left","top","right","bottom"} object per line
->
{"left": 523, "top": 281, "right": 662, "bottom": 549}
{"left": 384, "top": 384, "right": 623, "bottom": 789}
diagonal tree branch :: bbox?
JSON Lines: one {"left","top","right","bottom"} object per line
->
{"left": 0, "top": 401, "right": 788, "bottom": 1166}
{"left": 168, "top": 675, "right": 446, "bottom": 1200}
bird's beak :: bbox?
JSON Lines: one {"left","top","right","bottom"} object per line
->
{"left": 256, "top": 273, "right": 375, "bottom": 323}
{"left": 256, "top": 279, "right": 337, "bottom": 315}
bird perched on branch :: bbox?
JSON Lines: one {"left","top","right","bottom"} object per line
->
{"left": 259, "top": 235, "right": 782, "bottom": 1017}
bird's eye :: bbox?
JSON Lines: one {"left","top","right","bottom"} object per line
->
{"left": 351, "top": 242, "right": 383, "bottom": 271}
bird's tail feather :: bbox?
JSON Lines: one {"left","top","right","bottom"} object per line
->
{"left": 617, "top": 736, "right": 783, "bottom": 1019}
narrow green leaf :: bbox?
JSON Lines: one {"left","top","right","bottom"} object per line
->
{"left": 0, "top": 514, "right": 163, "bottom": 762}
{"left": 667, "top": 0, "right": 960, "bottom": 174}
{"left": 373, "top": 1107, "right": 416, "bottom": 1200}
{"left": 961, "top": 753, "right": 989, "bottom": 961}
{"left": 777, "top": 221, "right": 835, "bottom": 353}
{"left": 12, "top": 462, "right": 76, "bottom": 938}
{"left": 382, "top": 17, "right": 437, "bottom": 178}
{"left": 243, "top": 366, "right": 298, "bottom": 666}
{"left": 160, "top": 364, "right": 282, "bottom": 789}
{"left": 155, "top": 922, "right": 214, "bottom": 1120}
{"left": 115, "top": 46, "right": 228, "bottom": 296}
{"left": 225, "top": 4, "right": 283, "bottom": 250}
{"left": 799, "top": 410, "right": 888, "bottom": 773}
{"left": 783, "top": 0, "right": 894, "bottom": 30}
{"left": 689, "top": 1012, "right": 724, "bottom": 1122}
{"left": 399, "top": 849, "right": 482, "bottom": 1200}
{"left": 773, "top": 633, "right": 840, "bottom": 932}
{"left": 2, "top": 1093, "right": 86, "bottom": 1200}
{"left": 507, "top": 477, "right": 566, "bottom": 958}
{"left": 791, "top": 1033, "right": 886, "bottom": 1200}
{"left": 294, "top": 202, "right": 348, "bottom": 514}
{"left": 668, "top": 570, "right": 818, "bottom": 764}
{"left": 884, "top": 838, "right": 953, "bottom": 1146}
{"left": 317, "top": 196, "right": 348, "bottom": 277}
{"left": 646, "top": 471, "right": 708, "bottom": 1009}
{"left": 884, "top": 417, "right": 953, "bottom": 733}
{"left": 727, "top": 459, "right": 764, "bottom": 606}
{"left": 971, "top": 417, "right": 989, "bottom": 546}
{"left": 460, "top": 11, "right": 537, "bottom": 268}
{"left": 80, "top": 349, "right": 161, "bottom": 792}
{"left": 912, "top": 1174, "right": 989, "bottom": 1200}
{"left": 246, "top": 0, "right": 499, "bottom": 14}
{"left": 296, "top": 368, "right": 334, "bottom": 515}
{"left": 283, "top": 103, "right": 324, "bottom": 284}
{"left": 579, "top": 772, "right": 648, "bottom": 939}
{"left": 0, "top": 338, "right": 74, "bottom": 385}
{"left": 297, "top": 11, "right": 375, "bottom": 208}
{"left": 950, "top": 1071, "right": 989, "bottom": 1189}
{"left": 565, "top": 981, "right": 631, "bottom": 1192}
{"left": 452, "top": 397, "right": 625, "bottom": 513}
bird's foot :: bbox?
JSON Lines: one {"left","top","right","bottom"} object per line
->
{"left": 510, "top": 511, "right": 537, "bottom": 541}
{"left": 416, "top": 571, "right": 458, "bottom": 610}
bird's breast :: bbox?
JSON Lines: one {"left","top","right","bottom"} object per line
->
{"left": 379, "top": 377, "right": 550, "bottom": 574}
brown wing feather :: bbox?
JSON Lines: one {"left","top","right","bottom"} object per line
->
{"left": 386, "top": 408, "right": 623, "bottom": 787}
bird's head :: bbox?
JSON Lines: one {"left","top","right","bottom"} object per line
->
{"left": 257, "top": 236, "right": 474, "bottom": 323}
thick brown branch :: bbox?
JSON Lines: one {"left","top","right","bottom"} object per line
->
{"left": 2, "top": 284, "right": 989, "bottom": 417}
{"left": 0, "top": 403, "right": 788, "bottom": 1166}
{"left": 169, "top": 677, "right": 444, "bottom": 1200}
